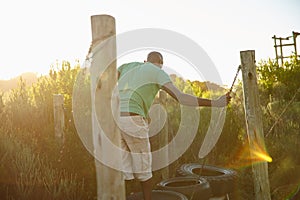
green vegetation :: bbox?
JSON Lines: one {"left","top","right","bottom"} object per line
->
{"left": 0, "top": 57, "right": 299, "bottom": 199}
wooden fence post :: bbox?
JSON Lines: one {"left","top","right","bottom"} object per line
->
{"left": 240, "top": 50, "right": 271, "bottom": 200}
{"left": 158, "top": 90, "right": 169, "bottom": 179}
{"left": 0, "top": 93, "right": 4, "bottom": 114}
{"left": 53, "top": 94, "right": 64, "bottom": 144}
{"left": 90, "top": 15, "right": 125, "bottom": 200}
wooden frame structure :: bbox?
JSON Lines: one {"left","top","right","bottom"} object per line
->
{"left": 272, "top": 31, "right": 300, "bottom": 65}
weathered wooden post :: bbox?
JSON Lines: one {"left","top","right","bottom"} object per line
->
{"left": 240, "top": 50, "right": 271, "bottom": 200}
{"left": 53, "top": 94, "right": 64, "bottom": 144}
{"left": 0, "top": 93, "right": 4, "bottom": 114}
{"left": 90, "top": 15, "right": 125, "bottom": 200}
{"left": 158, "top": 90, "right": 169, "bottom": 179}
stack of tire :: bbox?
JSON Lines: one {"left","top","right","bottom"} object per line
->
{"left": 175, "top": 164, "right": 238, "bottom": 199}
{"left": 127, "top": 164, "right": 238, "bottom": 200}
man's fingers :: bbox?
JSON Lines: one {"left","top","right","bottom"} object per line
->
{"left": 225, "top": 92, "right": 232, "bottom": 105}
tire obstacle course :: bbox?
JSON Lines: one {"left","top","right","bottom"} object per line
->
{"left": 127, "top": 164, "right": 238, "bottom": 200}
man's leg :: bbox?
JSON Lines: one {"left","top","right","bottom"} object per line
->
{"left": 121, "top": 116, "right": 152, "bottom": 199}
{"left": 140, "top": 178, "right": 152, "bottom": 200}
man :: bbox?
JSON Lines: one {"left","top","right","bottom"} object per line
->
{"left": 118, "top": 51, "right": 231, "bottom": 200}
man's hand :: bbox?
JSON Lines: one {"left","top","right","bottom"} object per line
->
{"left": 212, "top": 92, "right": 232, "bottom": 107}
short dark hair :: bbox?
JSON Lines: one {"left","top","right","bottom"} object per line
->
{"left": 147, "top": 51, "right": 163, "bottom": 64}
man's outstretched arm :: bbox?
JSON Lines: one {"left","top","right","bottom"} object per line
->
{"left": 161, "top": 82, "right": 231, "bottom": 107}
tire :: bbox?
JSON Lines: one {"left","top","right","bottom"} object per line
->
{"left": 157, "top": 176, "right": 212, "bottom": 200}
{"left": 176, "top": 163, "right": 238, "bottom": 197}
{"left": 127, "top": 190, "right": 188, "bottom": 200}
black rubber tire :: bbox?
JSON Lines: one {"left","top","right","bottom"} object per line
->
{"left": 176, "top": 163, "right": 238, "bottom": 197}
{"left": 127, "top": 190, "right": 188, "bottom": 200}
{"left": 156, "top": 176, "right": 212, "bottom": 200}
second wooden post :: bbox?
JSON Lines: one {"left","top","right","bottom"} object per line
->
{"left": 240, "top": 50, "right": 271, "bottom": 200}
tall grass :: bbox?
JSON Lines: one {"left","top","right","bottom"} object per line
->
{"left": 0, "top": 130, "right": 91, "bottom": 200}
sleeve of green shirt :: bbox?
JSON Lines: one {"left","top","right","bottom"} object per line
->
{"left": 156, "top": 67, "right": 172, "bottom": 88}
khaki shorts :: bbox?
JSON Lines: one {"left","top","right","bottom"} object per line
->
{"left": 118, "top": 115, "right": 152, "bottom": 182}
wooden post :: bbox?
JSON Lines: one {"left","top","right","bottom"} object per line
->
{"left": 53, "top": 94, "right": 64, "bottom": 144}
{"left": 293, "top": 31, "right": 299, "bottom": 59}
{"left": 240, "top": 50, "right": 271, "bottom": 200}
{"left": 90, "top": 15, "right": 125, "bottom": 200}
{"left": 0, "top": 93, "right": 4, "bottom": 114}
{"left": 272, "top": 35, "right": 279, "bottom": 64}
{"left": 279, "top": 38, "right": 284, "bottom": 66}
{"left": 158, "top": 90, "right": 169, "bottom": 179}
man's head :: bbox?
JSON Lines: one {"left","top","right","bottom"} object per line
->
{"left": 146, "top": 51, "right": 163, "bottom": 68}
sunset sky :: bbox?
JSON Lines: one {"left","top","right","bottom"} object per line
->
{"left": 0, "top": 0, "right": 299, "bottom": 85}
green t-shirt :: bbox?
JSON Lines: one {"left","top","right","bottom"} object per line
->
{"left": 118, "top": 62, "right": 172, "bottom": 117}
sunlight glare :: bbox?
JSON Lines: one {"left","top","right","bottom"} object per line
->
{"left": 252, "top": 150, "right": 273, "bottom": 163}
{"left": 226, "top": 138, "right": 272, "bottom": 169}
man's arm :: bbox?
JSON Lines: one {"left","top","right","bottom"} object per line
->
{"left": 161, "top": 82, "right": 231, "bottom": 107}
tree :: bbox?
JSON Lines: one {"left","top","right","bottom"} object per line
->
{"left": 257, "top": 56, "right": 300, "bottom": 102}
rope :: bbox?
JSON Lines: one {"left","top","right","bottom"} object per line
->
{"left": 266, "top": 88, "right": 300, "bottom": 137}
{"left": 229, "top": 65, "right": 241, "bottom": 93}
